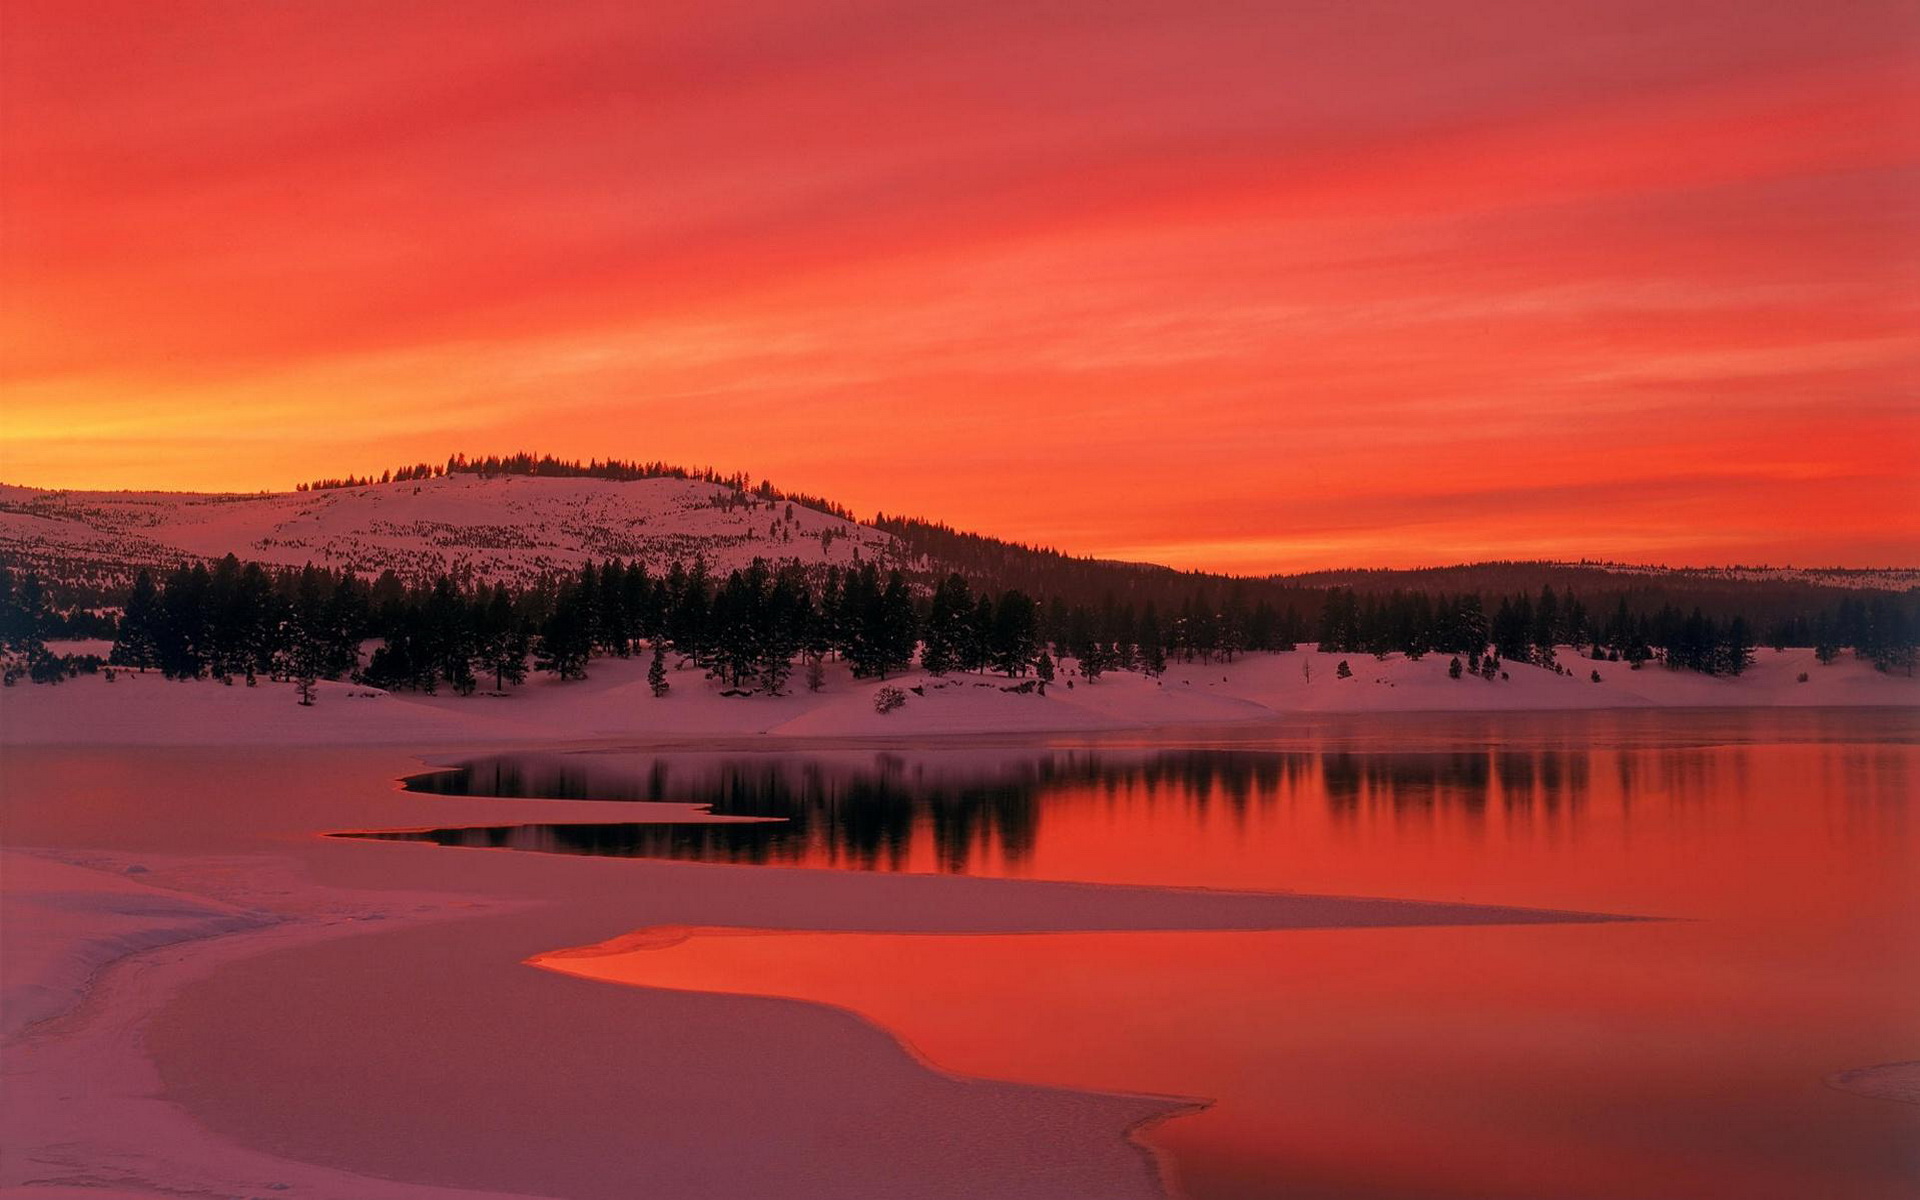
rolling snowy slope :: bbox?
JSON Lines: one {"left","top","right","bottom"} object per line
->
{"left": 0, "top": 474, "right": 904, "bottom": 589}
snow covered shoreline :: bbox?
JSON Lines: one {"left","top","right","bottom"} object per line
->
{"left": 0, "top": 745, "right": 1629, "bottom": 1200}
{"left": 5, "top": 644, "right": 1912, "bottom": 748}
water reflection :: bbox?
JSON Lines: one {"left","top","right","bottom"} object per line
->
{"left": 338, "top": 715, "right": 1920, "bottom": 1200}
{"left": 349, "top": 744, "right": 1620, "bottom": 875}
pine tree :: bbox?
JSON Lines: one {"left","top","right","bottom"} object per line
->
{"left": 110, "top": 570, "right": 162, "bottom": 670}
{"left": 665, "top": 560, "right": 709, "bottom": 659}
{"left": 622, "top": 562, "right": 654, "bottom": 645}
{"left": 0, "top": 568, "right": 53, "bottom": 681}
{"left": 1531, "top": 586, "right": 1560, "bottom": 661}
{"left": 965, "top": 594, "right": 996, "bottom": 673}
{"left": 534, "top": 586, "right": 593, "bottom": 680}
{"left": 922, "top": 573, "right": 972, "bottom": 676}
{"left": 989, "top": 590, "right": 1040, "bottom": 677}
{"left": 648, "top": 642, "right": 670, "bottom": 697}
{"left": 1078, "top": 633, "right": 1111, "bottom": 682}
{"left": 1718, "top": 616, "right": 1756, "bottom": 677}
{"left": 1317, "top": 589, "right": 1359, "bottom": 654}
{"left": 1492, "top": 595, "right": 1532, "bottom": 662}
{"left": 879, "top": 571, "right": 918, "bottom": 678}
{"left": 759, "top": 565, "right": 808, "bottom": 693}
{"left": 425, "top": 576, "right": 478, "bottom": 694}
{"left": 706, "top": 566, "right": 765, "bottom": 689}
{"left": 479, "top": 588, "right": 530, "bottom": 690}
{"left": 1138, "top": 606, "right": 1167, "bottom": 677}
{"left": 157, "top": 563, "right": 212, "bottom": 679}
{"left": 811, "top": 569, "right": 841, "bottom": 661}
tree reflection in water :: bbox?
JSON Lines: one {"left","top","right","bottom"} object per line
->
{"left": 339, "top": 746, "right": 1609, "bottom": 874}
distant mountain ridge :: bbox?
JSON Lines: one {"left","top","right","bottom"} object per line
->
{"left": 1274, "top": 561, "right": 1920, "bottom": 596}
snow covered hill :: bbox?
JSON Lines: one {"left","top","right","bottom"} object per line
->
{"left": 0, "top": 474, "right": 904, "bottom": 590}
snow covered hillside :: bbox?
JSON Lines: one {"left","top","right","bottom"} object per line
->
{"left": 0, "top": 475, "right": 904, "bottom": 590}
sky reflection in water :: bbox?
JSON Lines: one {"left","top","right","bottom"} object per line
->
{"left": 353, "top": 712, "right": 1919, "bottom": 1199}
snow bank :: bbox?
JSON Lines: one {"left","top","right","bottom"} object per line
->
{"left": 1, "top": 853, "right": 264, "bottom": 1039}
{"left": 4, "top": 647, "right": 1911, "bottom": 748}
{"left": 0, "top": 672, "right": 537, "bottom": 746}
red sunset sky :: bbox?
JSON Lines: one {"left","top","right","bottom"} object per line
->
{"left": 3, "top": 0, "right": 1916, "bottom": 572}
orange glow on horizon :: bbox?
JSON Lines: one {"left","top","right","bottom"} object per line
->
{"left": 3, "top": 0, "right": 1916, "bottom": 571}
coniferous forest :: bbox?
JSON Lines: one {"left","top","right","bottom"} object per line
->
{"left": 1, "top": 553, "right": 1914, "bottom": 692}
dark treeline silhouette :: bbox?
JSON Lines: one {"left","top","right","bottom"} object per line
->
{"left": 90, "top": 555, "right": 1033, "bottom": 695}
{"left": 1309, "top": 583, "right": 1916, "bottom": 677}
{"left": 62, "top": 556, "right": 1918, "bottom": 695}
{"left": 103, "top": 558, "right": 374, "bottom": 690}
{"left": 0, "top": 549, "right": 1911, "bottom": 690}
{"left": 0, "top": 566, "right": 74, "bottom": 684}
{"left": 1278, "top": 560, "right": 1915, "bottom": 641}
{"left": 296, "top": 451, "right": 860, "bottom": 521}
{"left": 873, "top": 516, "right": 1919, "bottom": 656}
{"left": 876, "top": 513, "right": 1177, "bottom": 598}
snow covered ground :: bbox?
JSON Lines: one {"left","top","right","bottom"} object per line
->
{"left": 6, "top": 645, "right": 1912, "bottom": 748}
{"left": 0, "top": 474, "right": 902, "bottom": 588}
